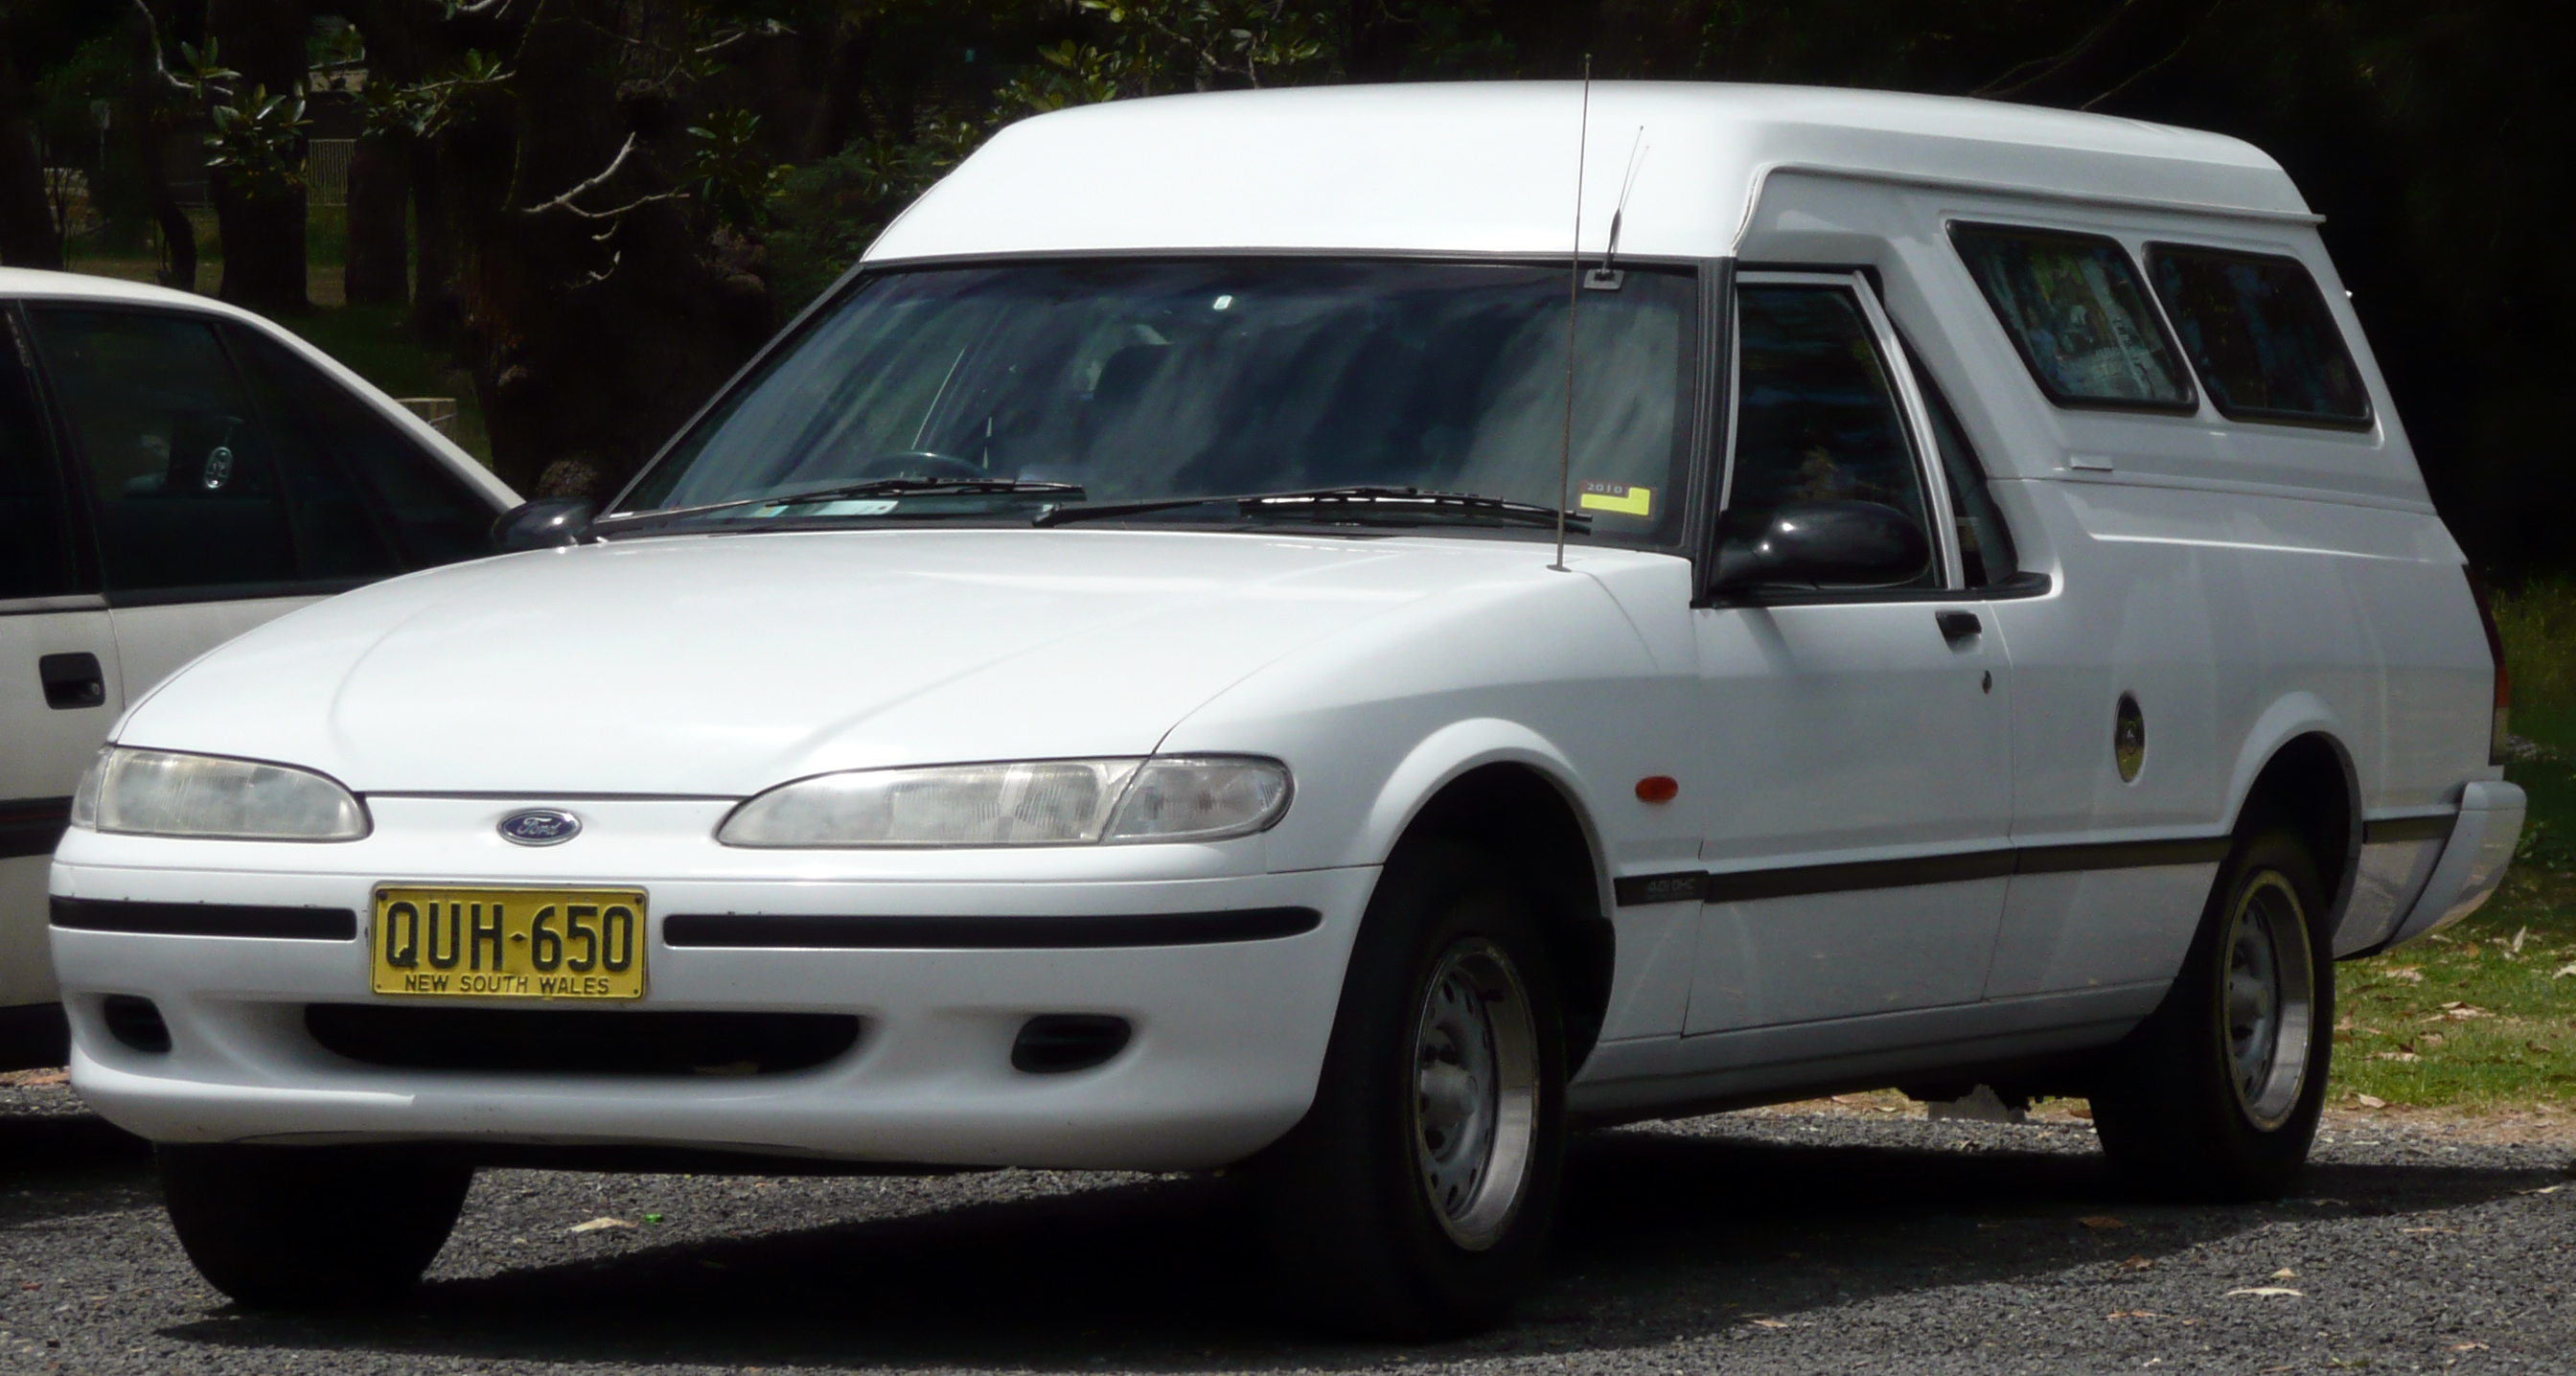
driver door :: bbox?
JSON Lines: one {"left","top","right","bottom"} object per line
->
{"left": 1682, "top": 271, "right": 2016, "bottom": 1038}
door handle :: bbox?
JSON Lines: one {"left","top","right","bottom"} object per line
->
{"left": 39, "top": 653, "right": 104, "bottom": 710}
{"left": 1935, "top": 610, "right": 1983, "bottom": 645}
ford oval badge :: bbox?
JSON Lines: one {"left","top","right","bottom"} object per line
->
{"left": 497, "top": 809, "right": 581, "bottom": 846}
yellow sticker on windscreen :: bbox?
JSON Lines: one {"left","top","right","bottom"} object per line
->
{"left": 1578, "top": 482, "right": 1653, "bottom": 517}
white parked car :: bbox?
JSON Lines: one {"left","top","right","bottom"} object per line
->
{"left": 1, "top": 270, "right": 516, "bottom": 1067}
{"left": 50, "top": 84, "right": 2519, "bottom": 1336}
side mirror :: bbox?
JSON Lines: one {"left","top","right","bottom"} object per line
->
{"left": 1709, "top": 499, "right": 1929, "bottom": 594}
{"left": 492, "top": 498, "right": 595, "bottom": 553}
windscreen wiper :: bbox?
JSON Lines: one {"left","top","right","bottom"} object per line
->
{"left": 600, "top": 478, "right": 1086, "bottom": 534}
{"left": 1032, "top": 485, "right": 1591, "bottom": 531}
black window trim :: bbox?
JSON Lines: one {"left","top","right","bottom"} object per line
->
{"left": 2140, "top": 240, "right": 2378, "bottom": 433}
{"left": 1895, "top": 330, "right": 2028, "bottom": 593}
{"left": 1698, "top": 267, "right": 1963, "bottom": 609}
{"left": 1, "top": 301, "right": 96, "bottom": 597}
{"left": 1946, "top": 219, "right": 2200, "bottom": 418}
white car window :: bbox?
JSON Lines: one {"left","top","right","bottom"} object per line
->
{"left": 27, "top": 309, "right": 302, "bottom": 595}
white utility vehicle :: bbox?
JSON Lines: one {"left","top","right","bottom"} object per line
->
{"left": 51, "top": 84, "right": 2519, "bottom": 1336}
{"left": 0, "top": 271, "right": 515, "bottom": 1068}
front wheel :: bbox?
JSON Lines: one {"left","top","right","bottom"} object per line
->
{"left": 158, "top": 1143, "right": 471, "bottom": 1308}
{"left": 2090, "top": 825, "right": 2333, "bottom": 1200}
{"left": 1254, "top": 840, "right": 1567, "bottom": 1338}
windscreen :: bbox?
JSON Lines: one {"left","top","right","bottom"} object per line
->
{"left": 618, "top": 259, "right": 1697, "bottom": 543}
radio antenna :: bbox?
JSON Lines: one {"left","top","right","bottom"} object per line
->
{"left": 1553, "top": 57, "right": 1593, "bottom": 574}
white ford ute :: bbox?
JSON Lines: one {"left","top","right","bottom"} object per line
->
{"left": 50, "top": 83, "right": 2520, "bottom": 1337}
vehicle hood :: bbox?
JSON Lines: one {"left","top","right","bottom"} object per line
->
{"left": 119, "top": 528, "right": 1622, "bottom": 796}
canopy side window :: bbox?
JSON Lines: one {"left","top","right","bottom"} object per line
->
{"left": 2143, "top": 244, "right": 2373, "bottom": 429}
{"left": 1948, "top": 222, "right": 2196, "bottom": 414}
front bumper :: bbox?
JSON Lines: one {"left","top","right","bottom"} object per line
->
{"left": 49, "top": 798, "right": 1373, "bottom": 1171}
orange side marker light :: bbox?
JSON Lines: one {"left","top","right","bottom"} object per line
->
{"left": 1635, "top": 775, "right": 1679, "bottom": 804}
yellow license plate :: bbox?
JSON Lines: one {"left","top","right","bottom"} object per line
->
{"left": 371, "top": 886, "right": 647, "bottom": 1000}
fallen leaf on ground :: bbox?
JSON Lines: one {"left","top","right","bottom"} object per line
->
{"left": 2372, "top": 1050, "right": 2421, "bottom": 1063}
{"left": 566, "top": 1217, "right": 634, "bottom": 1233}
{"left": 2356, "top": 1093, "right": 2387, "bottom": 1109}
{"left": 2225, "top": 1286, "right": 2305, "bottom": 1297}
{"left": 2105, "top": 1310, "right": 2164, "bottom": 1319}
{"left": 2453, "top": 1342, "right": 2491, "bottom": 1351}
{"left": 2067, "top": 1104, "right": 2094, "bottom": 1120}
{"left": 2079, "top": 1215, "right": 2127, "bottom": 1229}
{"left": 2554, "top": 963, "right": 2576, "bottom": 979}
{"left": 2120, "top": 1255, "right": 2155, "bottom": 1270}
{"left": 2270, "top": 1268, "right": 2299, "bottom": 1279}
{"left": 1747, "top": 1319, "right": 1791, "bottom": 1329}
{"left": 2401, "top": 1227, "right": 2456, "bottom": 1234}
{"left": 2386, "top": 967, "right": 2426, "bottom": 983}
{"left": 2520, "top": 1184, "right": 2564, "bottom": 1196}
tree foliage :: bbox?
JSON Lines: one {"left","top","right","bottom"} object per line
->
{"left": 0, "top": 0, "right": 2564, "bottom": 570}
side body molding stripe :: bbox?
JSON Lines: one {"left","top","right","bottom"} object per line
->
{"left": 662, "top": 906, "right": 1323, "bottom": 950}
{"left": 1612, "top": 836, "right": 2235, "bottom": 907}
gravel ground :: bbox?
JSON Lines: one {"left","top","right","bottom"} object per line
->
{"left": 5, "top": 1079, "right": 2573, "bottom": 1374}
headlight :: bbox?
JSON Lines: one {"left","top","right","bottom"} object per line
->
{"left": 70, "top": 746, "right": 370, "bottom": 841}
{"left": 718, "top": 756, "right": 1291, "bottom": 848}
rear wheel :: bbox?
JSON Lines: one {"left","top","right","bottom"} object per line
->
{"left": 158, "top": 1143, "right": 471, "bottom": 1308}
{"left": 1254, "top": 840, "right": 1567, "bottom": 1338}
{"left": 2091, "top": 825, "right": 2333, "bottom": 1200}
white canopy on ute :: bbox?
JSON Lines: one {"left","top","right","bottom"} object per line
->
{"left": 866, "top": 81, "right": 2310, "bottom": 264}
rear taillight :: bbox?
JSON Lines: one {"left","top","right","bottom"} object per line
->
{"left": 2466, "top": 568, "right": 2509, "bottom": 765}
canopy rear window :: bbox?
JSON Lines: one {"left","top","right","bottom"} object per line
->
{"left": 2145, "top": 245, "right": 2372, "bottom": 428}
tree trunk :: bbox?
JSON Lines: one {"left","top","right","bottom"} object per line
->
{"left": 410, "top": 139, "right": 457, "bottom": 338}
{"left": 0, "top": 30, "right": 61, "bottom": 270}
{"left": 141, "top": 122, "right": 197, "bottom": 291}
{"left": 125, "top": 0, "right": 199, "bottom": 290}
{"left": 205, "top": 0, "right": 310, "bottom": 311}
{"left": 802, "top": 12, "right": 879, "bottom": 160}
{"left": 342, "top": 133, "right": 407, "bottom": 305}
{"left": 454, "top": 0, "right": 772, "bottom": 495}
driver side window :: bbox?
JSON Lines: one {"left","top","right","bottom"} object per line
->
{"left": 1722, "top": 282, "right": 1938, "bottom": 590}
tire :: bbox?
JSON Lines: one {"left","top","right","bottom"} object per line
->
{"left": 1254, "top": 839, "right": 1569, "bottom": 1339}
{"left": 157, "top": 1143, "right": 472, "bottom": 1308}
{"left": 2091, "top": 824, "right": 2334, "bottom": 1201}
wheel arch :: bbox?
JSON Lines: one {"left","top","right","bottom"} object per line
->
{"left": 2222, "top": 698, "right": 2361, "bottom": 941}
{"left": 1362, "top": 723, "right": 1618, "bottom": 1072}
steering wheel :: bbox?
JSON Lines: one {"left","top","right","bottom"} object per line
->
{"left": 854, "top": 450, "right": 989, "bottom": 481}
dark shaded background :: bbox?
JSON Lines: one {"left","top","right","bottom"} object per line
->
{"left": 0, "top": 0, "right": 2564, "bottom": 574}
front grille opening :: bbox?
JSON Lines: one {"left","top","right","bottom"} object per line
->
{"left": 103, "top": 995, "right": 172, "bottom": 1053}
{"left": 305, "top": 1004, "right": 861, "bottom": 1076}
{"left": 1012, "top": 1014, "right": 1133, "bottom": 1074}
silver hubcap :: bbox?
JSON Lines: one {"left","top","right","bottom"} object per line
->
{"left": 1410, "top": 938, "right": 1540, "bottom": 1250}
{"left": 2221, "top": 871, "right": 2315, "bottom": 1130}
